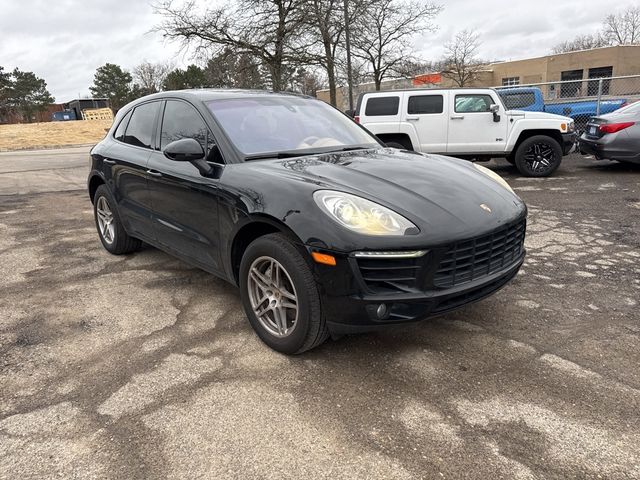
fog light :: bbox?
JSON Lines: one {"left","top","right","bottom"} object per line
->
{"left": 376, "top": 303, "right": 389, "bottom": 319}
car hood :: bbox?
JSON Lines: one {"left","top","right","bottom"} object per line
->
{"left": 254, "top": 149, "right": 526, "bottom": 245}
{"left": 511, "top": 110, "right": 572, "bottom": 122}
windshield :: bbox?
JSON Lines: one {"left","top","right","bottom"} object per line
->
{"left": 207, "top": 96, "right": 379, "bottom": 158}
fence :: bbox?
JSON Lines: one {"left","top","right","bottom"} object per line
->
{"left": 494, "top": 74, "right": 640, "bottom": 132}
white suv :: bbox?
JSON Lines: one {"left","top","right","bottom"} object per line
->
{"left": 354, "top": 88, "right": 576, "bottom": 177}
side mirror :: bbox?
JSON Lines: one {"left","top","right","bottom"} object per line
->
{"left": 163, "top": 138, "right": 205, "bottom": 162}
{"left": 489, "top": 104, "right": 501, "bottom": 122}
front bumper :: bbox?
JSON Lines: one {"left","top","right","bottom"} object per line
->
{"left": 308, "top": 217, "right": 526, "bottom": 335}
{"left": 561, "top": 132, "right": 577, "bottom": 155}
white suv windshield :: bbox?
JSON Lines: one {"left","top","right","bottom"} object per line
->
{"left": 207, "top": 96, "right": 378, "bottom": 158}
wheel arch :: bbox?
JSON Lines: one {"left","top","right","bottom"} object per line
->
{"left": 512, "top": 129, "right": 562, "bottom": 154}
{"left": 375, "top": 133, "right": 414, "bottom": 150}
{"left": 88, "top": 174, "right": 106, "bottom": 203}
{"left": 229, "top": 214, "right": 304, "bottom": 286}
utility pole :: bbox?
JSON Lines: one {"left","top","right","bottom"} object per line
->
{"left": 343, "top": 0, "right": 354, "bottom": 112}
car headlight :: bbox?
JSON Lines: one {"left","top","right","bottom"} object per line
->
{"left": 568, "top": 121, "right": 575, "bottom": 133}
{"left": 473, "top": 164, "right": 515, "bottom": 194}
{"left": 313, "top": 190, "right": 416, "bottom": 236}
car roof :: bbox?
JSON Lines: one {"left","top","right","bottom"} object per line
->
{"left": 131, "top": 88, "right": 314, "bottom": 104}
{"left": 358, "top": 87, "right": 498, "bottom": 98}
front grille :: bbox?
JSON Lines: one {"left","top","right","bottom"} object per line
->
{"left": 355, "top": 256, "right": 421, "bottom": 294}
{"left": 433, "top": 219, "right": 526, "bottom": 288}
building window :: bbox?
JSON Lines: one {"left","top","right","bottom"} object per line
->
{"left": 560, "top": 69, "right": 584, "bottom": 98}
{"left": 587, "top": 66, "right": 613, "bottom": 96}
{"left": 502, "top": 77, "right": 520, "bottom": 86}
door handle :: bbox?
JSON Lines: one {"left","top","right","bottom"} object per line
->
{"left": 103, "top": 158, "right": 116, "bottom": 165}
{"left": 146, "top": 169, "right": 163, "bottom": 177}
{"left": 406, "top": 117, "right": 419, "bottom": 121}
{"left": 451, "top": 115, "right": 465, "bottom": 120}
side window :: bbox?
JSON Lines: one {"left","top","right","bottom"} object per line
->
{"left": 408, "top": 95, "right": 443, "bottom": 114}
{"left": 161, "top": 100, "right": 208, "bottom": 150}
{"left": 455, "top": 94, "right": 494, "bottom": 113}
{"left": 113, "top": 110, "right": 132, "bottom": 142}
{"left": 123, "top": 102, "right": 160, "bottom": 149}
{"left": 364, "top": 96, "right": 400, "bottom": 116}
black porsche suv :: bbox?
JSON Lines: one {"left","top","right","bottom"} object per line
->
{"left": 88, "top": 89, "right": 527, "bottom": 354}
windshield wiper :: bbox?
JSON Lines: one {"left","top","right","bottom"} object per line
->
{"left": 328, "top": 146, "right": 371, "bottom": 152}
{"left": 244, "top": 151, "right": 308, "bottom": 161}
{"left": 244, "top": 146, "right": 373, "bottom": 161}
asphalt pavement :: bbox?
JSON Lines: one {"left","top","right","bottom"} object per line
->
{"left": 0, "top": 147, "right": 639, "bottom": 479}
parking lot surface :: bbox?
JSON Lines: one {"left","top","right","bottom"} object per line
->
{"left": 1, "top": 148, "right": 639, "bottom": 479}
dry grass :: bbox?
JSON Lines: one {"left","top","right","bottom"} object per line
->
{"left": 0, "top": 119, "right": 113, "bottom": 151}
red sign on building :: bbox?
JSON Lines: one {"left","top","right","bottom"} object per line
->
{"left": 412, "top": 73, "right": 442, "bottom": 86}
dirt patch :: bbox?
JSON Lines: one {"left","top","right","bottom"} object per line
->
{"left": 0, "top": 120, "right": 112, "bottom": 151}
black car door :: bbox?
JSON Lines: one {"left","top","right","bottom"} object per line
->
{"left": 104, "top": 101, "right": 161, "bottom": 242}
{"left": 146, "top": 99, "right": 222, "bottom": 273}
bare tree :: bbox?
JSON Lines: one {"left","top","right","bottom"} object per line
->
{"left": 603, "top": 6, "right": 640, "bottom": 45}
{"left": 288, "top": 67, "right": 326, "bottom": 95}
{"left": 350, "top": 0, "right": 442, "bottom": 90}
{"left": 552, "top": 6, "right": 640, "bottom": 53}
{"left": 204, "top": 48, "right": 266, "bottom": 89}
{"left": 133, "top": 61, "right": 173, "bottom": 94}
{"left": 153, "top": 0, "right": 309, "bottom": 92}
{"left": 441, "top": 29, "right": 484, "bottom": 87}
{"left": 303, "top": 0, "right": 346, "bottom": 105}
{"left": 551, "top": 33, "right": 610, "bottom": 54}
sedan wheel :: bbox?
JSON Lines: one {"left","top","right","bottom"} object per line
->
{"left": 239, "top": 233, "right": 329, "bottom": 354}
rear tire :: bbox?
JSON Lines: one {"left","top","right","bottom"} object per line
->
{"left": 239, "top": 233, "right": 329, "bottom": 354}
{"left": 93, "top": 185, "right": 142, "bottom": 255}
{"left": 514, "top": 135, "right": 562, "bottom": 177}
{"left": 386, "top": 141, "right": 408, "bottom": 149}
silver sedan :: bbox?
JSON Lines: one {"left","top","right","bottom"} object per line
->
{"left": 579, "top": 101, "right": 640, "bottom": 165}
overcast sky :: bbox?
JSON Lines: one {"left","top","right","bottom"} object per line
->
{"left": 1, "top": 0, "right": 636, "bottom": 102}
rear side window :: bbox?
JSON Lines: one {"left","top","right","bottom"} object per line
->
{"left": 365, "top": 96, "right": 400, "bottom": 116}
{"left": 160, "top": 100, "right": 209, "bottom": 150}
{"left": 500, "top": 92, "right": 535, "bottom": 109}
{"left": 113, "top": 110, "right": 132, "bottom": 142}
{"left": 408, "top": 95, "right": 443, "bottom": 114}
{"left": 123, "top": 102, "right": 160, "bottom": 149}
{"left": 455, "top": 94, "right": 494, "bottom": 113}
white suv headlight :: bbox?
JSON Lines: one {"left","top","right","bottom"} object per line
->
{"left": 473, "top": 164, "right": 515, "bottom": 194}
{"left": 313, "top": 190, "right": 416, "bottom": 236}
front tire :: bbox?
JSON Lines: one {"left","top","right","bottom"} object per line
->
{"left": 239, "top": 233, "right": 329, "bottom": 354}
{"left": 514, "top": 135, "right": 562, "bottom": 177}
{"left": 93, "top": 185, "right": 141, "bottom": 255}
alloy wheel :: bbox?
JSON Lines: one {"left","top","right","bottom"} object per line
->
{"left": 96, "top": 196, "right": 115, "bottom": 245}
{"left": 247, "top": 256, "right": 299, "bottom": 338}
{"left": 524, "top": 142, "right": 555, "bottom": 173}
